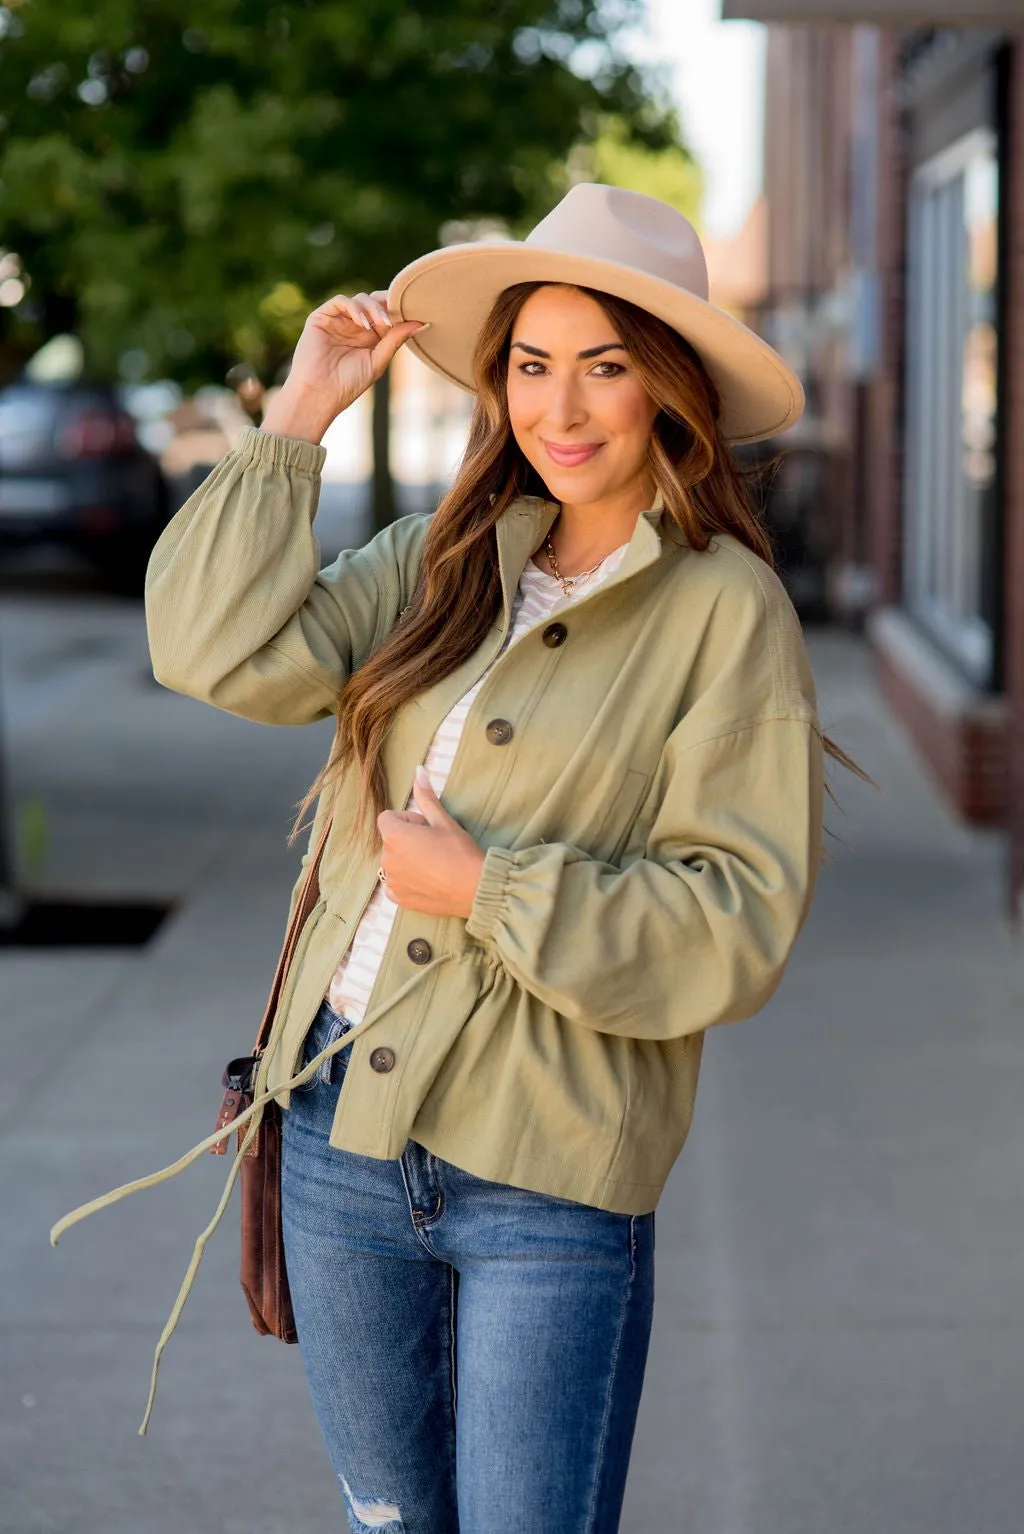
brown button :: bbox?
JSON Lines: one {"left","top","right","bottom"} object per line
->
{"left": 485, "top": 717, "right": 514, "bottom": 745}
{"left": 542, "top": 622, "right": 567, "bottom": 648}
{"left": 370, "top": 1047, "right": 395, "bottom": 1074}
{"left": 407, "top": 937, "right": 432, "bottom": 965}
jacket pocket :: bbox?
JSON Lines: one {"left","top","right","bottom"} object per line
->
{"left": 589, "top": 768, "right": 651, "bottom": 865}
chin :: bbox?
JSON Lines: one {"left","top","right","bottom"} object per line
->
{"left": 544, "top": 475, "right": 618, "bottom": 504}
{"left": 530, "top": 461, "right": 615, "bottom": 500}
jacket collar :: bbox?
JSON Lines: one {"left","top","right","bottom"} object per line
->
{"left": 495, "top": 485, "right": 668, "bottom": 628}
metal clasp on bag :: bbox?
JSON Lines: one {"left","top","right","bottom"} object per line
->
{"left": 211, "top": 1052, "right": 264, "bottom": 1156}
{"left": 222, "top": 1054, "right": 260, "bottom": 1095}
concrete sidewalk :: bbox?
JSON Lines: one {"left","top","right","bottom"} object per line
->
{"left": 0, "top": 593, "right": 1021, "bottom": 1534}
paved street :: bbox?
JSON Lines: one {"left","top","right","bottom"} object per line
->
{"left": 0, "top": 543, "right": 1022, "bottom": 1533}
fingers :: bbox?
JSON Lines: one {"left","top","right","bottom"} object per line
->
{"left": 377, "top": 809, "right": 403, "bottom": 838}
{"left": 358, "top": 290, "right": 394, "bottom": 332}
{"left": 375, "top": 807, "right": 428, "bottom": 898}
{"left": 410, "top": 767, "right": 448, "bottom": 827}
{"left": 315, "top": 291, "right": 428, "bottom": 344}
{"left": 377, "top": 810, "right": 430, "bottom": 841}
{"left": 313, "top": 292, "right": 381, "bottom": 335}
{"left": 368, "top": 320, "right": 429, "bottom": 376}
{"left": 317, "top": 291, "right": 391, "bottom": 332}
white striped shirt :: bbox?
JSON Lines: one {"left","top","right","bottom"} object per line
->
{"left": 326, "top": 537, "right": 630, "bottom": 1023}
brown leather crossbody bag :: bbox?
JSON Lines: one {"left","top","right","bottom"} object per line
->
{"left": 210, "top": 814, "right": 333, "bottom": 1343}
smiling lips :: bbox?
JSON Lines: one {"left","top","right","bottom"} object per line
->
{"left": 541, "top": 439, "right": 604, "bottom": 467}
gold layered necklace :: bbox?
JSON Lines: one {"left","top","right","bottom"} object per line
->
{"left": 542, "top": 533, "right": 606, "bottom": 598}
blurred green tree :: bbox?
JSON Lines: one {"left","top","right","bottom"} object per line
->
{"left": 0, "top": 0, "right": 694, "bottom": 527}
{"left": 576, "top": 110, "right": 702, "bottom": 223}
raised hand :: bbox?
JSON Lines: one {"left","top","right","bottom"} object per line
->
{"left": 262, "top": 289, "right": 428, "bottom": 443}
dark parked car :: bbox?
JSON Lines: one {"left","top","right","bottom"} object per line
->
{"left": 0, "top": 378, "right": 169, "bottom": 592}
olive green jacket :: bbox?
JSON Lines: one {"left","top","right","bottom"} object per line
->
{"left": 52, "top": 423, "right": 823, "bottom": 1429}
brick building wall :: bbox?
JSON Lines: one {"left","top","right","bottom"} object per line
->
{"left": 764, "top": 29, "right": 853, "bottom": 299}
{"left": 866, "top": 34, "right": 906, "bottom": 612}
{"left": 868, "top": 32, "right": 1011, "bottom": 834}
{"left": 1003, "top": 39, "right": 1024, "bottom": 918}
{"left": 761, "top": 28, "right": 860, "bottom": 622}
{"left": 762, "top": 23, "right": 1019, "bottom": 916}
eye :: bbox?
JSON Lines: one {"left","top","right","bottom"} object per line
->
{"left": 514, "top": 360, "right": 627, "bottom": 378}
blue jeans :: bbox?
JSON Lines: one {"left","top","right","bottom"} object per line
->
{"left": 280, "top": 998, "right": 656, "bottom": 1534}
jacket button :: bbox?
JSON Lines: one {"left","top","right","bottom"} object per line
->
{"left": 485, "top": 717, "right": 514, "bottom": 745}
{"left": 369, "top": 1047, "right": 395, "bottom": 1074}
{"left": 407, "top": 937, "right": 432, "bottom": 964}
{"left": 542, "top": 622, "right": 567, "bottom": 648}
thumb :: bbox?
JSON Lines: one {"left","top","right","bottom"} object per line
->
{"left": 372, "top": 319, "right": 431, "bottom": 374}
{"left": 410, "top": 764, "right": 448, "bottom": 826}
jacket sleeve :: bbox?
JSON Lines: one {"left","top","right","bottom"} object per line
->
{"left": 145, "top": 425, "right": 429, "bottom": 725}
{"left": 464, "top": 712, "right": 824, "bottom": 1041}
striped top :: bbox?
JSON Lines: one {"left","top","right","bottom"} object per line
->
{"left": 326, "top": 536, "right": 631, "bottom": 1023}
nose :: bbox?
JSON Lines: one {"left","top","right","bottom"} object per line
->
{"left": 544, "top": 373, "right": 587, "bottom": 433}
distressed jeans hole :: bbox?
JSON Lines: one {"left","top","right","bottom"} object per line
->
{"left": 340, "top": 1474, "right": 404, "bottom": 1531}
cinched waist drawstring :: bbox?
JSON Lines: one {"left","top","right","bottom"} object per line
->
{"left": 49, "top": 958, "right": 445, "bottom": 1436}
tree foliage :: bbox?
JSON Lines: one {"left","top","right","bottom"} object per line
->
{"left": 0, "top": 0, "right": 695, "bottom": 387}
{"left": 579, "top": 111, "right": 702, "bottom": 225}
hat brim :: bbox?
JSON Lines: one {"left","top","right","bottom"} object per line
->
{"left": 388, "top": 242, "right": 803, "bottom": 445}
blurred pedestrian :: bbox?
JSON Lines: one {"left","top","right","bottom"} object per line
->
{"left": 159, "top": 400, "right": 232, "bottom": 503}
{"left": 225, "top": 360, "right": 265, "bottom": 425}
{"left": 58, "top": 183, "right": 867, "bottom": 1531}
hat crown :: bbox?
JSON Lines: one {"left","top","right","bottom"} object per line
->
{"left": 524, "top": 182, "right": 709, "bottom": 304}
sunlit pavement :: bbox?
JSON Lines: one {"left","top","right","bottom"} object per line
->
{"left": 0, "top": 572, "right": 1021, "bottom": 1533}
{"left": 626, "top": 630, "right": 1023, "bottom": 1533}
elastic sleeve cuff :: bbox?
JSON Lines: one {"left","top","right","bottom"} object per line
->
{"left": 236, "top": 424, "right": 328, "bottom": 477}
{"left": 465, "top": 845, "right": 518, "bottom": 944}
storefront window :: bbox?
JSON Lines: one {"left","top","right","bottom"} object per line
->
{"left": 904, "top": 128, "right": 1000, "bottom": 687}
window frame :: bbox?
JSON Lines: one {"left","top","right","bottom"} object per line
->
{"left": 902, "top": 125, "right": 1001, "bottom": 689}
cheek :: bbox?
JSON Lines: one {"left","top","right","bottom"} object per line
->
{"left": 506, "top": 376, "right": 539, "bottom": 434}
{"left": 595, "top": 384, "right": 659, "bottom": 442}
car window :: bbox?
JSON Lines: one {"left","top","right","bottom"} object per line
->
{"left": 0, "top": 392, "right": 56, "bottom": 469}
{"left": 0, "top": 395, "right": 57, "bottom": 466}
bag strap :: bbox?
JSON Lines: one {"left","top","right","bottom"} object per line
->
{"left": 253, "top": 813, "right": 334, "bottom": 1056}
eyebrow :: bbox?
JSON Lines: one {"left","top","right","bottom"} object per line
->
{"left": 510, "top": 341, "right": 627, "bottom": 360}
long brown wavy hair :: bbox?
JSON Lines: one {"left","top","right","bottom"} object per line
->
{"left": 290, "top": 280, "right": 872, "bottom": 857}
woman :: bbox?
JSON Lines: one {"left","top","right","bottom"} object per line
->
{"left": 56, "top": 184, "right": 863, "bottom": 1532}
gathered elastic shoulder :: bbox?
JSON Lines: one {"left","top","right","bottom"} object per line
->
{"left": 658, "top": 530, "right": 819, "bottom": 740}
{"left": 351, "top": 510, "right": 434, "bottom": 628}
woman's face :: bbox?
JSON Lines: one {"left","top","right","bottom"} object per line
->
{"left": 506, "top": 284, "right": 660, "bottom": 507}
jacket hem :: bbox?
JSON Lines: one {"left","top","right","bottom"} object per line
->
{"left": 409, "top": 1120, "right": 664, "bottom": 1216}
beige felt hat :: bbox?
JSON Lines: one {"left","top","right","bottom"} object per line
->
{"left": 387, "top": 182, "right": 803, "bottom": 445}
